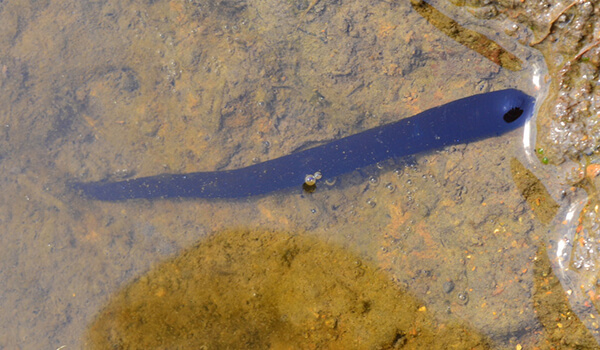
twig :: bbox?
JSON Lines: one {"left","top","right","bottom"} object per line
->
{"left": 531, "top": 0, "right": 580, "bottom": 46}
{"left": 571, "top": 40, "right": 600, "bottom": 61}
{"left": 558, "top": 40, "right": 600, "bottom": 78}
{"left": 296, "top": 0, "right": 321, "bottom": 30}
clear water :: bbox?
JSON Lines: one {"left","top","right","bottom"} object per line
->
{"left": 6, "top": 0, "right": 597, "bottom": 348}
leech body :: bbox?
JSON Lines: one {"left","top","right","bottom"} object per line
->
{"left": 73, "top": 89, "right": 534, "bottom": 200}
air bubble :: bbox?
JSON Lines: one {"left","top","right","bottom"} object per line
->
{"left": 304, "top": 174, "right": 317, "bottom": 186}
{"left": 262, "top": 141, "right": 270, "bottom": 153}
{"left": 366, "top": 198, "right": 376, "bottom": 208}
{"left": 385, "top": 183, "right": 395, "bottom": 193}
{"left": 457, "top": 291, "right": 469, "bottom": 305}
{"left": 304, "top": 172, "right": 322, "bottom": 186}
{"left": 369, "top": 176, "right": 379, "bottom": 185}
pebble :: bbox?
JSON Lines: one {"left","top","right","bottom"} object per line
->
{"left": 443, "top": 280, "right": 455, "bottom": 294}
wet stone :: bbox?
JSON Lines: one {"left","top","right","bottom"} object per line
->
{"left": 443, "top": 280, "right": 455, "bottom": 294}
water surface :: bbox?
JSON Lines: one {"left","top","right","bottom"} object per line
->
{"left": 1, "top": 0, "right": 580, "bottom": 348}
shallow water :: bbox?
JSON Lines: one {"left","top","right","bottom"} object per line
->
{"left": 1, "top": 0, "right": 592, "bottom": 348}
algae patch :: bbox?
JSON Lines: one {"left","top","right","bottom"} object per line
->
{"left": 86, "top": 229, "right": 491, "bottom": 349}
{"left": 510, "top": 158, "right": 559, "bottom": 225}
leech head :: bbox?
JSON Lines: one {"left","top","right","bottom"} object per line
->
{"left": 503, "top": 107, "right": 524, "bottom": 123}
